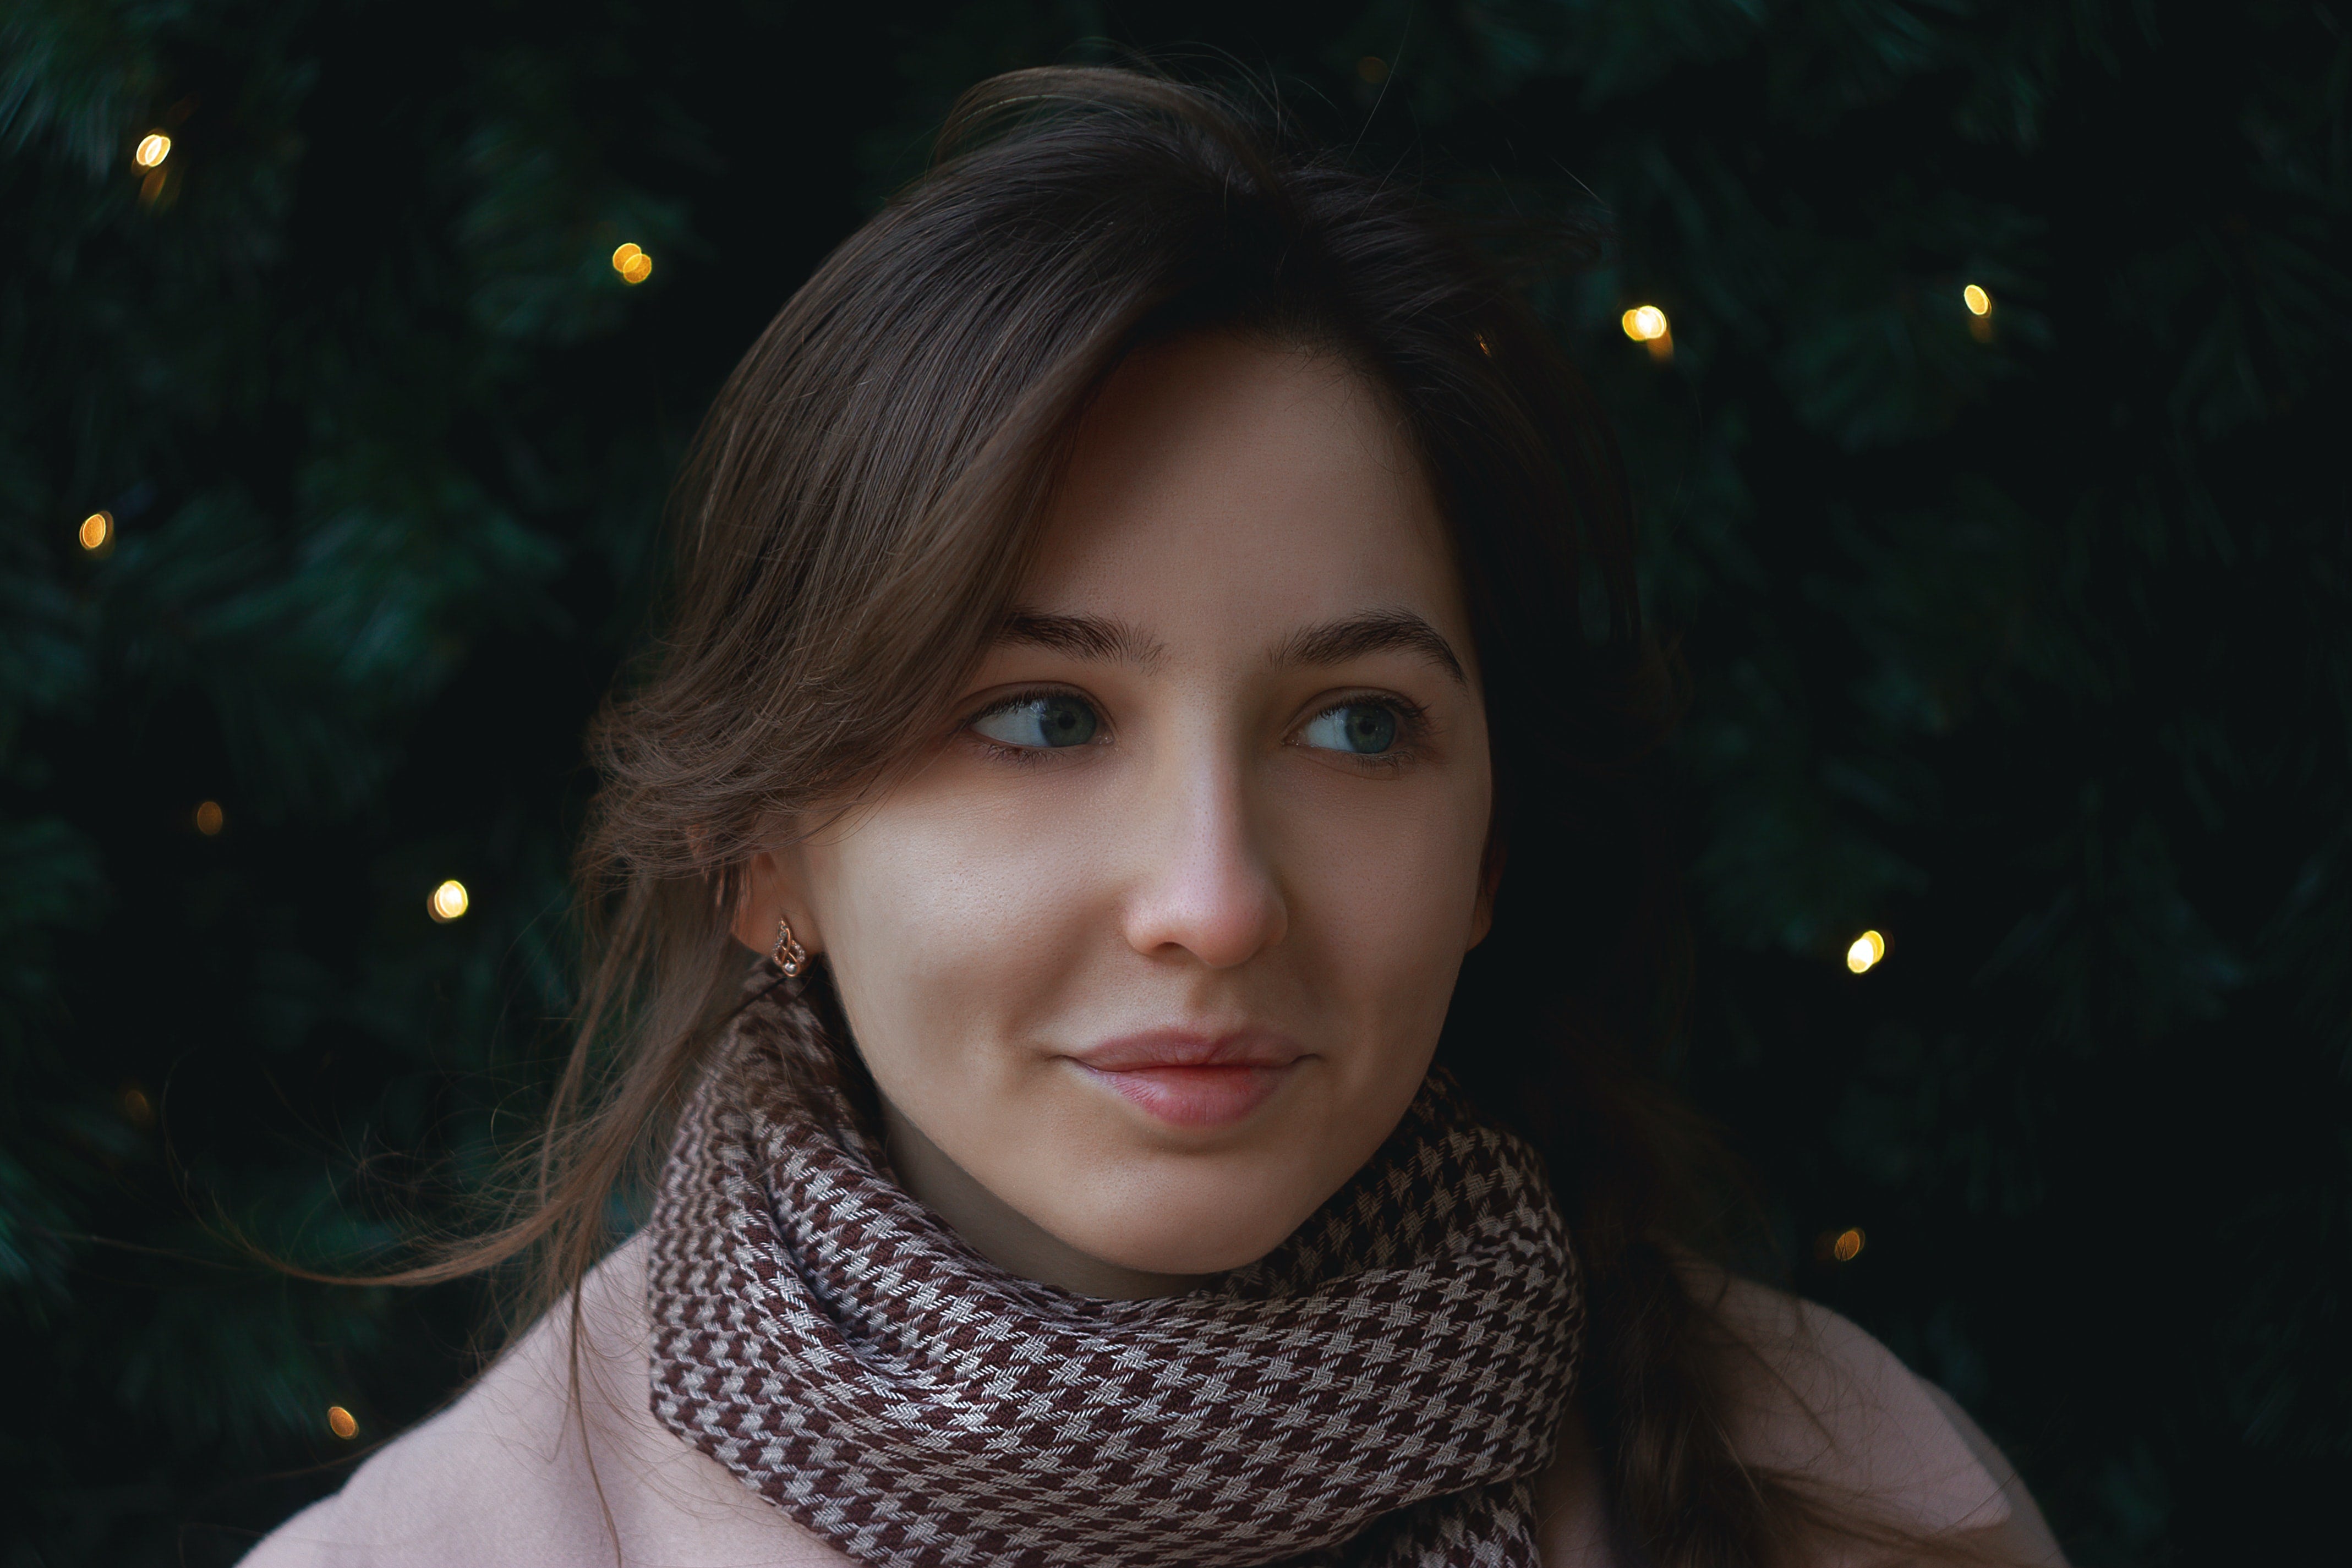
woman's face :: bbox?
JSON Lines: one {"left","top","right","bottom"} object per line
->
{"left": 742, "top": 335, "right": 1495, "bottom": 1295}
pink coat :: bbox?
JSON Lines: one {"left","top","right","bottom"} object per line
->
{"left": 242, "top": 1235, "right": 2064, "bottom": 1566}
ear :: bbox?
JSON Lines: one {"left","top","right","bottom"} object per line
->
{"left": 729, "top": 847, "right": 824, "bottom": 957}
{"left": 1468, "top": 832, "right": 1506, "bottom": 951}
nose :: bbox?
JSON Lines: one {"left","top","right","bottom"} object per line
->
{"left": 1118, "top": 745, "right": 1288, "bottom": 969}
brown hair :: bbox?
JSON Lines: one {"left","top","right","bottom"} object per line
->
{"left": 419, "top": 67, "right": 1997, "bottom": 1568}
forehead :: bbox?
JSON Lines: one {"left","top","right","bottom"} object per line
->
{"left": 1025, "top": 335, "right": 1466, "bottom": 645}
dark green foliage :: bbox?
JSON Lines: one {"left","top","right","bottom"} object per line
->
{"left": 3, "top": 2, "right": 2345, "bottom": 1562}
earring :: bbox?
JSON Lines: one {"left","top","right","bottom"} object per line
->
{"left": 770, "top": 918, "right": 808, "bottom": 978}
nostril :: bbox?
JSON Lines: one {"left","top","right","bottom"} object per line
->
{"left": 1117, "top": 768, "right": 1288, "bottom": 966}
{"left": 1124, "top": 873, "right": 1288, "bottom": 969}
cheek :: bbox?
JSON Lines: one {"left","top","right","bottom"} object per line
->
{"left": 1277, "top": 764, "right": 1492, "bottom": 1038}
{"left": 805, "top": 794, "right": 1111, "bottom": 1092}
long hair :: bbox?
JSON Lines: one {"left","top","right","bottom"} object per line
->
{"left": 408, "top": 67, "right": 1985, "bottom": 1568}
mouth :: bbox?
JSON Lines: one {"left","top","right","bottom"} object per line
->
{"left": 1067, "top": 1029, "right": 1305, "bottom": 1129}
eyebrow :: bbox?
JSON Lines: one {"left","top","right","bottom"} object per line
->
{"left": 998, "top": 606, "right": 1469, "bottom": 686}
{"left": 1275, "top": 608, "right": 1469, "bottom": 686}
{"left": 999, "top": 611, "right": 1167, "bottom": 667}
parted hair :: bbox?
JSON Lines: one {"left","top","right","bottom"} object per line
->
{"left": 418, "top": 66, "right": 1997, "bottom": 1568}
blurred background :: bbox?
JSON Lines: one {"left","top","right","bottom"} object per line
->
{"left": 5, "top": 2, "right": 2348, "bottom": 1562}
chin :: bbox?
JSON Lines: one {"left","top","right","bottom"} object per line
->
{"left": 1016, "top": 1072, "right": 1420, "bottom": 1280}
{"left": 1049, "top": 1156, "right": 1331, "bottom": 1278}
{"left": 1091, "top": 1225, "right": 1292, "bottom": 1278}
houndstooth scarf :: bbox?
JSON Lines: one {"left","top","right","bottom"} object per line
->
{"left": 646, "top": 975, "right": 1583, "bottom": 1567}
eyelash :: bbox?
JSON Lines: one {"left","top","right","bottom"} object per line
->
{"left": 961, "top": 687, "right": 1103, "bottom": 767}
{"left": 1298, "top": 693, "right": 1433, "bottom": 769}
{"left": 959, "top": 689, "right": 1434, "bottom": 766}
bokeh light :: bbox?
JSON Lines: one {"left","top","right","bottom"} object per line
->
{"left": 1963, "top": 283, "right": 1992, "bottom": 316}
{"left": 1620, "top": 304, "right": 1669, "bottom": 342}
{"left": 1832, "top": 1227, "right": 1866, "bottom": 1262}
{"left": 1357, "top": 56, "right": 1390, "bottom": 84}
{"left": 194, "top": 801, "right": 225, "bottom": 836}
{"left": 1845, "top": 929, "right": 1886, "bottom": 973}
{"left": 78, "top": 511, "right": 113, "bottom": 553}
{"left": 134, "top": 133, "right": 172, "bottom": 169}
{"left": 613, "top": 243, "right": 652, "bottom": 284}
{"left": 428, "top": 879, "right": 470, "bottom": 923}
{"left": 326, "top": 1406, "right": 358, "bottom": 1439}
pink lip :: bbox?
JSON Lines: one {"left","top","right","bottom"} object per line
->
{"left": 1068, "top": 1029, "right": 1304, "bottom": 1128}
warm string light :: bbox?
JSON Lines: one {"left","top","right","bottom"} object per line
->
{"left": 194, "top": 801, "right": 225, "bottom": 836}
{"left": 1813, "top": 1226, "right": 1868, "bottom": 1263}
{"left": 78, "top": 511, "right": 114, "bottom": 554}
{"left": 1963, "top": 283, "right": 1994, "bottom": 341}
{"left": 612, "top": 243, "right": 653, "bottom": 284}
{"left": 428, "top": 879, "right": 470, "bottom": 922}
{"left": 326, "top": 1406, "right": 358, "bottom": 1439}
{"left": 1845, "top": 929, "right": 1886, "bottom": 974}
{"left": 1620, "top": 304, "right": 1673, "bottom": 361}
{"left": 134, "top": 132, "right": 173, "bottom": 205}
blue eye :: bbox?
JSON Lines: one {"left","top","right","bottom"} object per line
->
{"left": 971, "top": 693, "right": 1100, "bottom": 749}
{"left": 1301, "top": 701, "right": 1401, "bottom": 755}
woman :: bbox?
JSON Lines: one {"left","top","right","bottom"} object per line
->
{"left": 246, "top": 68, "right": 2063, "bottom": 1568}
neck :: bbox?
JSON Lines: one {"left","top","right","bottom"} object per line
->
{"left": 878, "top": 1096, "right": 1208, "bottom": 1301}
